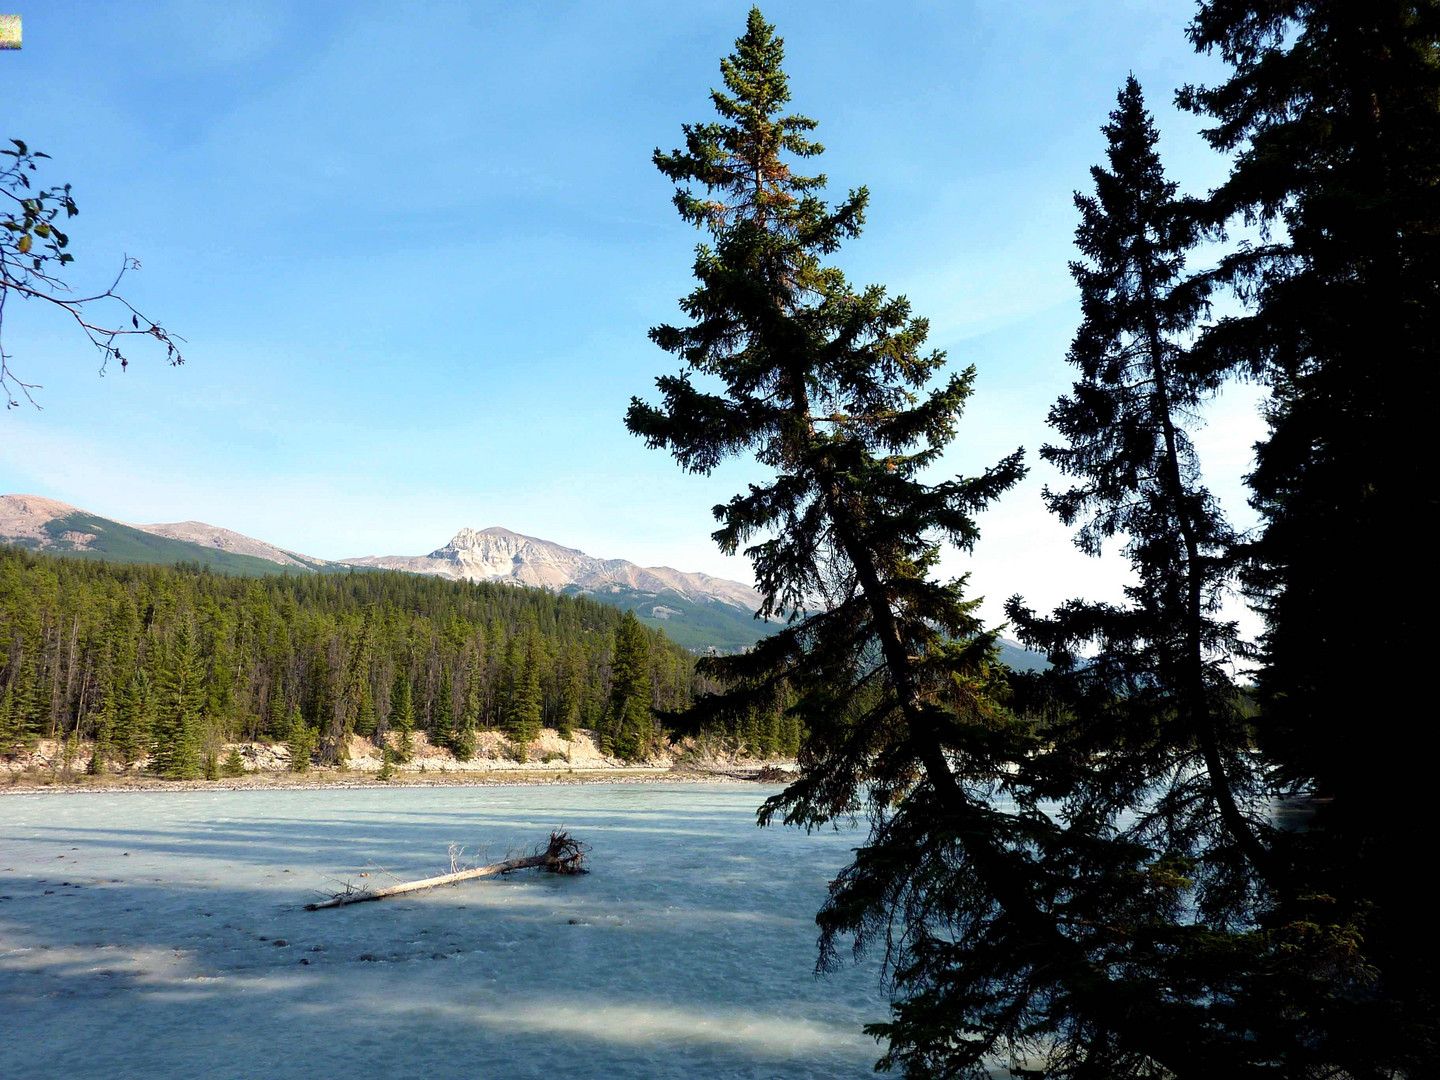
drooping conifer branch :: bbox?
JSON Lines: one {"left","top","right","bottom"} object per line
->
{"left": 1007, "top": 78, "right": 1274, "bottom": 894}
{"left": 631, "top": 12, "right": 1247, "bottom": 1075}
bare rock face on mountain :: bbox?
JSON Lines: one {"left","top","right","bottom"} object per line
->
{"left": 138, "top": 521, "right": 317, "bottom": 569}
{"left": 2, "top": 493, "right": 766, "bottom": 618}
{"left": 2, "top": 493, "right": 1044, "bottom": 658}
{"left": 0, "top": 495, "right": 322, "bottom": 569}
{"left": 344, "top": 526, "right": 764, "bottom": 610}
{"left": 0, "top": 494, "right": 87, "bottom": 543}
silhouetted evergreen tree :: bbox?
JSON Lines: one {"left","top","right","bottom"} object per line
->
{"left": 1013, "top": 76, "right": 1270, "bottom": 878}
{"left": 1002, "top": 80, "right": 1301, "bottom": 1074}
{"left": 1179, "top": 3, "right": 1440, "bottom": 1070}
{"left": 628, "top": 14, "right": 1241, "bottom": 1077}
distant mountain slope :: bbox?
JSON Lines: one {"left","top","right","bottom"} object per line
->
{"left": 0, "top": 495, "right": 323, "bottom": 577}
{"left": 342, "top": 526, "right": 764, "bottom": 610}
{"left": 0, "top": 494, "right": 1047, "bottom": 662}
{"left": 563, "top": 584, "right": 774, "bottom": 652}
{"left": 0, "top": 494, "right": 77, "bottom": 542}
{"left": 138, "top": 520, "right": 328, "bottom": 570}
{"left": 997, "top": 638, "right": 1048, "bottom": 673}
{"left": 343, "top": 526, "right": 771, "bottom": 651}
{"left": 0, "top": 495, "right": 772, "bottom": 650}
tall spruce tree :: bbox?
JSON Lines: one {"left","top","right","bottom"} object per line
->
{"left": 0, "top": 686, "right": 14, "bottom": 758}
{"left": 151, "top": 618, "right": 202, "bottom": 779}
{"left": 321, "top": 611, "right": 373, "bottom": 764}
{"left": 433, "top": 669, "right": 455, "bottom": 750}
{"left": 559, "top": 642, "right": 586, "bottom": 740}
{"left": 1000, "top": 80, "right": 1330, "bottom": 1075}
{"left": 625, "top": 12, "right": 1235, "bottom": 1075}
{"left": 454, "top": 659, "right": 481, "bottom": 761}
{"left": 389, "top": 672, "right": 415, "bottom": 763}
{"left": 286, "top": 705, "right": 314, "bottom": 774}
{"left": 113, "top": 669, "right": 151, "bottom": 768}
{"left": 1180, "top": 3, "right": 1440, "bottom": 1070}
{"left": 8, "top": 649, "right": 44, "bottom": 754}
{"left": 506, "top": 627, "right": 543, "bottom": 747}
{"left": 1009, "top": 76, "right": 1270, "bottom": 896}
{"left": 604, "top": 611, "right": 653, "bottom": 761}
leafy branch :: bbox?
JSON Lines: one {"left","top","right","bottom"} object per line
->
{"left": 1, "top": 138, "right": 185, "bottom": 409}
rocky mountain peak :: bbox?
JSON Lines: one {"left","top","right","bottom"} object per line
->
{"left": 348, "top": 525, "right": 763, "bottom": 610}
{"left": 0, "top": 494, "right": 84, "bottom": 540}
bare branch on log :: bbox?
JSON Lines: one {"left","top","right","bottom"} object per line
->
{"left": 306, "top": 831, "right": 587, "bottom": 910}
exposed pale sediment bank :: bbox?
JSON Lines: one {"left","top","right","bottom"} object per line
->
{"left": 0, "top": 728, "right": 793, "bottom": 794}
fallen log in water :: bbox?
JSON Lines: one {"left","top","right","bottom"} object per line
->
{"left": 306, "top": 830, "right": 587, "bottom": 910}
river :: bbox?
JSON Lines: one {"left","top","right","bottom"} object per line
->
{"left": 0, "top": 782, "right": 894, "bottom": 1079}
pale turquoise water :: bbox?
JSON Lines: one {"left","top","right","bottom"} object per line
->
{"left": 0, "top": 783, "right": 890, "bottom": 1079}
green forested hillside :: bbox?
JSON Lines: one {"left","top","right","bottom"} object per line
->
{"left": 563, "top": 584, "right": 772, "bottom": 652}
{"left": 12, "top": 510, "right": 775, "bottom": 651}
{"left": 0, "top": 546, "right": 806, "bottom": 774}
{"left": 22, "top": 511, "right": 334, "bottom": 576}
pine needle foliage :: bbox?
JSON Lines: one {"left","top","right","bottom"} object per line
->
{"left": 222, "top": 745, "right": 245, "bottom": 778}
{"left": 603, "top": 610, "right": 654, "bottom": 761}
{"left": 1007, "top": 78, "right": 1270, "bottom": 923}
{"left": 505, "top": 625, "right": 543, "bottom": 745}
{"left": 286, "top": 706, "right": 314, "bottom": 774}
{"left": 389, "top": 674, "right": 415, "bottom": 764}
{"left": 0, "top": 548, "right": 697, "bottom": 767}
{"left": 627, "top": 11, "right": 1249, "bottom": 1077}
{"left": 151, "top": 618, "right": 203, "bottom": 779}
{"left": 1179, "top": 2, "right": 1440, "bottom": 1071}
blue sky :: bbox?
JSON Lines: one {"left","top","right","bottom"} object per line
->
{"left": 2, "top": 1, "right": 1264, "bottom": 635}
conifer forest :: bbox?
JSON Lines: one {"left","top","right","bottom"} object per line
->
{"left": 3, "top": 2, "right": 1438, "bottom": 1078}
{"left": 0, "top": 548, "right": 800, "bottom": 771}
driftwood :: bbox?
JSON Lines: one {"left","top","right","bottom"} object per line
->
{"left": 306, "top": 830, "right": 587, "bottom": 910}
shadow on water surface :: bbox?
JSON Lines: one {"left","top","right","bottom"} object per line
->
{"left": 1, "top": 784, "right": 884, "bottom": 1080}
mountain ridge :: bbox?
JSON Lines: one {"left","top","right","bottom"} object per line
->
{"left": 1, "top": 494, "right": 759, "bottom": 602}
{"left": 343, "top": 524, "right": 763, "bottom": 610}
{"left": 0, "top": 494, "right": 772, "bottom": 647}
{"left": 0, "top": 494, "right": 1045, "bottom": 664}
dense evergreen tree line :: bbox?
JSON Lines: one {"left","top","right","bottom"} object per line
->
{"left": 639, "top": 8, "right": 1437, "bottom": 1076}
{"left": 0, "top": 548, "right": 798, "bottom": 774}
